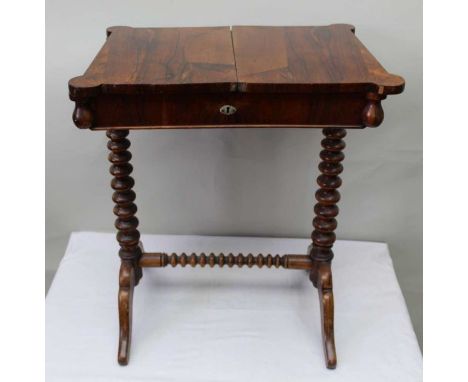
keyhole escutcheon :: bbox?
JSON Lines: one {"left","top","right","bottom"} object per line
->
{"left": 220, "top": 105, "right": 237, "bottom": 115}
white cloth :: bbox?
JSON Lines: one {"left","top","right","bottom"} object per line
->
{"left": 46, "top": 232, "right": 422, "bottom": 381}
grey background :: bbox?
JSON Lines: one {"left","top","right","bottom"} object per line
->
{"left": 46, "top": 0, "right": 422, "bottom": 345}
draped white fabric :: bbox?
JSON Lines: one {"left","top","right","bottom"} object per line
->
{"left": 46, "top": 232, "right": 422, "bottom": 381}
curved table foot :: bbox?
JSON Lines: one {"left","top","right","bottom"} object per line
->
{"left": 117, "top": 261, "right": 135, "bottom": 366}
{"left": 310, "top": 262, "right": 336, "bottom": 369}
{"left": 315, "top": 262, "right": 337, "bottom": 369}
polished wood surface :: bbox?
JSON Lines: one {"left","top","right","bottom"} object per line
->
{"left": 69, "top": 25, "right": 403, "bottom": 130}
{"left": 107, "top": 129, "right": 143, "bottom": 282}
{"left": 107, "top": 129, "right": 142, "bottom": 365}
{"left": 117, "top": 261, "right": 135, "bottom": 366}
{"left": 70, "top": 25, "right": 403, "bottom": 97}
{"left": 88, "top": 92, "right": 369, "bottom": 129}
{"left": 69, "top": 25, "right": 405, "bottom": 370}
{"left": 70, "top": 26, "right": 237, "bottom": 99}
{"left": 316, "top": 262, "right": 336, "bottom": 369}
{"left": 139, "top": 252, "right": 313, "bottom": 270}
{"left": 307, "top": 127, "right": 347, "bottom": 368}
{"left": 309, "top": 127, "right": 346, "bottom": 264}
{"left": 232, "top": 25, "right": 404, "bottom": 94}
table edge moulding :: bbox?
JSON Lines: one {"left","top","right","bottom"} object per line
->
{"left": 68, "top": 24, "right": 405, "bottom": 369}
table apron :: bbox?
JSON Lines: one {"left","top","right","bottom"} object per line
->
{"left": 88, "top": 92, "right": 369, "bottom": 129}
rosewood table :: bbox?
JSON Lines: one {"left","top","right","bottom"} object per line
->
{"left": 68, "top": 25, "right": 404, "bottom": 369}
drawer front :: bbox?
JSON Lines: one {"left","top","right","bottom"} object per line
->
{"left": 91, "top": 93, "right": 368, "bottom": 129}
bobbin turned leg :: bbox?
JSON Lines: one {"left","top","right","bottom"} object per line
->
{"left": 309, "top": 127, "right": 346, "bottom": 369}
{"left": 107, "top": 129, "right": 142, "bottom": 366}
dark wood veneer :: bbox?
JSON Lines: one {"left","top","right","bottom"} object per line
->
{"left": 232, "top": 25, "right": 404, "bottom": 95}
{"left": 90, "top": 92, "right": 369, "bottom": 129}
{"left": 69, "top": 25, "right": 404, "bottom": 369}
{"left": 70, "top": 25, "right": 401, "bottom": 130}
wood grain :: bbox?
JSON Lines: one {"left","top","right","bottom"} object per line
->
{"left": 316, "top": 262, "right": 336, "bottom": 369}
{"left": 88, "top": 92, "right": 369, "bottom": 129}
{"left": 139, "top": 252, "right": 314, "bottom": 270}
{"left": 117, "top": 261, "right": 135, "bottom": 365}
{"left": 68, "top": 25, "right": 406, "bottom": 369}
{"left": 232, "top": 25, "right": 404, "bottom": 95}
{"left": 107, "top": 129, "right": 142, "bottom": 282}
{"left": 69, "top": 25, "right": 404, "bottom": 99}
{"left": 69, "top": 25, "right": 404, "bottom": 130}
{"left": 69, "top": 26, "right": 237, "bottom": 99}
{"left": 307, "top": 127, "right": 345, "bottom": 369}
{"left": 107, "top": 129, "right": 143, "bottom": 365}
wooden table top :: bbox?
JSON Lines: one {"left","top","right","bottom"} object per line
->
{"left": 69, "top": 25, "right": 404, "bottom": 100}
